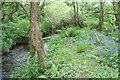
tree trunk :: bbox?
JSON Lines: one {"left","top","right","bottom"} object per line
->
{"left": 118, "top": 1, "right": 120, "bottom": 30}
{"left": 30, "top": 1, "right": 47, "bottom": 68}
{"left": 98, "top": 0, "right": 104, "bottom": 32}
{"left": 113, "top": 1, "right": 119, "bottom": 27}
{"left": 72, "top": 2, "right": 83, "bottom": 27}
{"left": 76, "top": 2, "right": 79, "bottom": 26}
{"left": 73, "top": 2, "right": 77, "bottom": 26}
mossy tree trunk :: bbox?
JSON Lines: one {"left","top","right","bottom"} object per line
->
{"left": 29, "top": 1, "right": 47, "bottom": 68}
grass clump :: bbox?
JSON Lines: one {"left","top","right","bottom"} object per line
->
{"left": 74, "top": 43, "right": 89, "bottom": 53}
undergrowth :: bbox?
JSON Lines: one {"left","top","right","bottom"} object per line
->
{"left": 10, "top": 27, "right": 118, "bottom": 78}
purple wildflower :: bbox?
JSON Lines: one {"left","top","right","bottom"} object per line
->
{"left": 108, "top": 51, "right": 111, "bottom": 53}
{"left": 92, "top": 35, "right": 95, "bottom": 37}
{"left": 106, "top": 39, "right": 111, "bottom": 44}
{"left": 100, "top": 46, "right": 104, "bottom": 49}
{"left": 111, "top": 49, "right": 117, "bottom": 52}
{"left": 98, "top": 48, "right": 102, "bottom": 51}
{"left": 1, "top": 35, "right": 4, "bottom": 38}
{"left": 106, "top": 45, "right": 109, "bottom": 48}
{"left": 106, "top": 54, "right": 109, "bottom": 56}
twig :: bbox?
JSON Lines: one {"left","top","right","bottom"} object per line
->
{"left": 95, "top": 33, "right": 101, "bottom": 43}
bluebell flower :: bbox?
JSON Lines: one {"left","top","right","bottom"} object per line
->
{"left": 1, "top": 35, "right": 4, "bottom": 38}
{"left": 92, "top": 39, "right": 96, "bottom": 42}
{"left": 92, "top": 35, "right": 95, "bottom": 37}
{"left": 99, "top": 52, "right": 106, "bottom": 56}
{"left": 96, "top": 40, "right": 99, "bottom": 42}
{"left": 108, "top": 51, "right": 111, "bottom": 53}
{"left": 96, "top": 31, "right": 100, "bottom": 34}
{"left": 111, "top": 49, "right": 117, "bottom": 52}
{"left": 113, "top": 42, "right": 117, "bottom": 45}
{"left": 106, "top": 45, "right": 109, "bottom": 48}
{"left": 106, "top": 39, "right": 111, "bottom": 44}
{"left": 98, "top": 48, "right": 102, "bottom": 51}
{"left": 100, "top": 46, "right": 104, "bottom": 49}
{"left": 104, "top": 36, "right": 108, "bottom": 38}
{"left": 79, "top": 41, "right": 85, "bottom": 43}
{"left": 106, "top": 54, "right": 109, "bottom": 56}
{"left": 106, "top": 45, "right": 112, "bottom": 49}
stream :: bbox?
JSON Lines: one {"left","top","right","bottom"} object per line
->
{"left": 1, "top": 36, "right": 52, "bottom": 78}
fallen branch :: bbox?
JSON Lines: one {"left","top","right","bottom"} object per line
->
{"left": 95, "top": 33, "right": 101, "bottom": 43}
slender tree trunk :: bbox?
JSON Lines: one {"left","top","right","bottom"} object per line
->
{"left": 30, "top": 1, "right": 47, "bottom": 68}
{"left": 113, "top": 1, "right": 119, "bottom": 27}
{"left": 76, "top": 2, "right": 79, "bottom": 26}
{"left": 72, "top": 2, "right": 83, "bottom": 27}
{"left": 98, "top": 0, "right": 104, "bottom": 32}
{"left": 73, "top": 2, "right": 80, "bottom": 26}
{"left": 73, "top": 2, "right": 77, "bottom": 26}
{"left": 0, "top": 2, "right": 2, "bottom": 30}
{"left": 118, "top": 1, "right": 120, "bottom": 30}
{"left": 0, "top": 2, "right": 2, "bottom": 23}
{"left": 1, "top": 2, "right": 5, "bottom": 24}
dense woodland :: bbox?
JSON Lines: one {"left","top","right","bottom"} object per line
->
{"left": 0, "top": 0, "right": 120, "bottom": 78}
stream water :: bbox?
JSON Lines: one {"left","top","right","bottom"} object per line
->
{"left": 1, "top": 41, "right": 50, "bottom": 78}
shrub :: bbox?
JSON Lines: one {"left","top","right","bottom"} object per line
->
{"left": 83, "top": 17, "right": 99, "bottom": 28}
{"left": 1, "top": 22, "right": 18, "bottom": 52}
{"left": 41, "top": 18, "right": 52, "bottom": 36}
{"left": 44, "top": 2, "right": 73, "bottom": 25}
{"left": 1, "top": 21, "right": 30, "bottom": 52}
{"left": 17, "top": 18, "right": 30, "bottom": 32}
{"left": 57, "top": 27, "right": 80, "bottom": 38}
{"left": 74, "top": 43, "right": 89, "bottom": 53}
{"left": 102, "top": 22, "right": 114, "bottom": 36}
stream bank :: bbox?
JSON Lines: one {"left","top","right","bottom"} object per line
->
{"left": 1, "top": 35, "right": 55, "bottom": 78}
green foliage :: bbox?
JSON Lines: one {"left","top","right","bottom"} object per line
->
{"left": 17, "top": 19, "right": 30, "bottom": 34}
{"left": 2, "top": 2, "right": 118, "bottom": 78}
{"left": 45, "top": 27, "right": 118, "bottom": 78}
{"left": 74, "top": 43, "right": 89, "bottom": 53}
{"left": 51, "top": 64, "right": 58, "bottom": 77}
{"left": 51, "top": 48, "right": 76, "bottom": 64}
{"left": 10, "top": 26, "right": 118, "bottom": 78}
{"left": 10, "top": 52, "right": 46, "bottom": 78}
{"left": 85, "top": 66, "right": 118, "bottom": 78}
{"left": 1, "top": 21, "right": 29, "bottom": 52}
{"left": 41, "top": 18, "right": 52, "bottom": 36}
{"left": 57, "top": 27, "right": 80, "bottom": 37}
{"left": 1, "top": 22, "right": 18, "bottom": 52}
{"left": 110, "top": 29, "right": 119, "bottom": 41}
{"left": 84, "top": 17, "right": 99, "bottom": 28}
{"left": 102, "top": 22, "right": 114, "bottom": 35}
{"left": 44, "top": 2, "right": 73, "bottom": 25}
